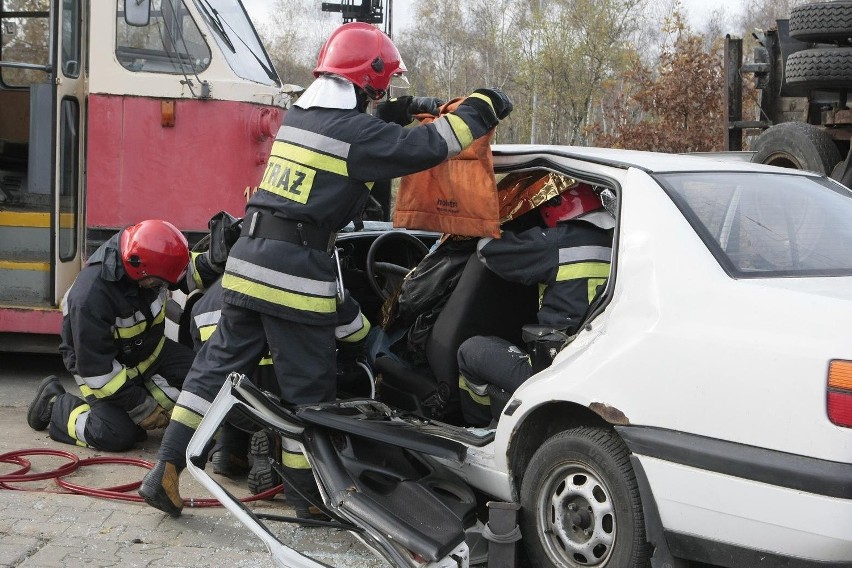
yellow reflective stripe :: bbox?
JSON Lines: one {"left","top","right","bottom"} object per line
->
{"left": 556, "top": 262, "right": 611, "bottom": 282}
{"left": 347, "top": 319, "right": 371, "bottom": 342}
{"left": 281, "top": 450, "right": 311, "bottom": 470}
{"left": 365, "top": 181, "right": 374, "bottom": 190}
{"left": 199, "top": 325, "right": 216, "bottom": 342}
{"left": 171, "top": 406, "right": 203, "bottom": 430}
{"left": 340, "top": 317, "right": 371, "bottom": 343}
{"left": 275, "top": 142, "right": 348, "bottom": 176}
{"left": 67, "top": 403, "right": 90, "bottom": 447}
{"left": 259, "top": 356, "right": 273, "bottom": 365}
{"left": 222, "top": 273, "right": 336, "bottom": 314}
{"left": 113, "top": 306, "right": 165, "bottom": 339}
{"left": 128, "top": 336, "right": 166, "bottom": 379}
{"left": 144, "top": 379, "right": 175, "bottom": 411}
{"left": 587, "top": 278, "right": 607, "bottom": 303}
{"left": 445, "top": 114, "right": 474, "bottom": 149}
{"left": 190, "top": 252, "right": 204, "bottom": 290}
{"left": 81, "top": 367, "right": 130, "bottom": 399}
{"left": 468, "top": 92, "right": 495, "bottom": 112}
{"left": 114, "top": 319, "right": 146, "bottom": 339}
{"left": 458, "top": 376, "right": 490, "bottom": 406}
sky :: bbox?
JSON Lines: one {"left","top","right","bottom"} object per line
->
{"left": 243, "top": 0, "right": 747, "bottom": 33}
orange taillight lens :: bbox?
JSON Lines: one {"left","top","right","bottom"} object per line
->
{"left": 828, "top": 360, "right": 852, "bottom": 428}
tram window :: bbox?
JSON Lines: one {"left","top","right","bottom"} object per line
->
{"left": 115, "top": 0, "right": 211, "bottom": 75}
{"left": 58, "top": 97, "right": 78, "bottom": 261}
{"left": 61, "top": 0, "right": 81, "bottom": 78}
{"left": 0, "top": 0, "right": 50, "bottom": 87}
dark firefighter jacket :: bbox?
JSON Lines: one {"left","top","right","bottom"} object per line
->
{"left": 477, "top": 216, "right": 613, "bottom": 334}
{"left": 59, "top": 233, "right": 214, "bottom": 414}
{"left": 222, "top": 97, "right": 499, "bottom": 325}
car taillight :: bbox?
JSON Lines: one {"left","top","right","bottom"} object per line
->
{"left": 828, "top": 360, "right": 852, "bottom": 428}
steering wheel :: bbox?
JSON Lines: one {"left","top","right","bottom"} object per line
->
{"left": 366, "top": 231, "right": 430, "bottom": 302}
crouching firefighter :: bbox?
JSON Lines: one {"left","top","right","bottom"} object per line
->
{"left": 27, "top": 220, "right": 221, "bottom": 451}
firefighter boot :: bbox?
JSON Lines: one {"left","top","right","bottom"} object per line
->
{"left": 210, "top": 424, "right": 251, "bottom": 478}
{"left": 247, "top": 429, "right": 282, "bottom": 496}
{"left": 27, "top": 375, "right": 65, "bottom": 431}
{"left": 138, "top": 461, "right": 184, "bottom": 517}
{"left": 285, "top": 468, "right": 330, "bottom": 521}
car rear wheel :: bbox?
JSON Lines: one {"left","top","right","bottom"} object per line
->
{"left": 520, "top": 427, "right": 648, "bottom": 567}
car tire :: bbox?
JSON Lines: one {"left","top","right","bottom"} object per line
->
{"left": 785, "top": 47, "right": 852, "bottom": 89}
{"left": 790, "top": 1, "right": 852, "bottom": 43}
{"left": 751, "top": 122, "right": 841, "bottom": 175}
{"left": 519, "top": 427, "right": 649, "bottom": 568}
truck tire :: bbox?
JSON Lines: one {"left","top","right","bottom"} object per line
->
{"left": 751, "top": 122, "right": 842, "bottom": 175}
{"left": 785, "top": 47, "right": 852, "bottom": 89}
{"left": 790, "top": 1, "right": 852, "bottom": 43}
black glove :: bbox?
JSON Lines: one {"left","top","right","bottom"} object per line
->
{"left": 207, "top": 211, "right": 241, "bottom": 270}
{"left": 473, "top": 88, "right": 513, "bottom": 120}
{"left": 375, "top": 96, "right": 414, "bottom": 125}
{"left": 376, "top": 96, "right": 445, "bottom": 126}
{"left": 409, "top": 96, "right": 444, "bottom": 117}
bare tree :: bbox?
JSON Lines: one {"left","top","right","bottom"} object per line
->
{"left": 737, "top": 0, "right": 809, "bottom": 36}
{"left": 516, "top": 0, "right": 647, "bottom": 145}
{"left": 257, "top": 0, "right": 338, "bottom": 88}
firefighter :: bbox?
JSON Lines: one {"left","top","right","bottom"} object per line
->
{"left": 139, "top": 21, "right": 512, "bottom": 519}
{"left": 26, "top": 220, "right": 218, "bottom": 451}
{"left": 457, "top": 183, "right": 614, "bottom": 426}
{"left": 189, "top": 279, "right": 371, "bottom": 498}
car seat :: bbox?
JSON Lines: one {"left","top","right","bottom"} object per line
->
{"left": 375, "top": 253, "right": 539, "bottom": 424}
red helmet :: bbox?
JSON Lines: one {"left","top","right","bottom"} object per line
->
{"left": 314, "top": 22, "right": 406, "bottom": 100}
{"left": 120, "top": 220, "right": 189, "bottom": 285}
{"left": 540, "top": 183, "right": 603, "bottom": 228}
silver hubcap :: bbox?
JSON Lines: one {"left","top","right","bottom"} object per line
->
{"left": 537, "top": 462, "right": 616, "bottom": 566}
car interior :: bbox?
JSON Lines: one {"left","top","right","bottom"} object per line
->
{"left": 330, "top": 167, "right": 616, "bottom": 427}
{"left": 178, "top": 167, "right": 617, "bottom": 429}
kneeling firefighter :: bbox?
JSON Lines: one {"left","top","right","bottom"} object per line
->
{"left": 27, "top": 220, "right": 221, "bottom": 451}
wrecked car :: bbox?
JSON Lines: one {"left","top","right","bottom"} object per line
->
{"left": 180, "top": 145, "right": 852, "bottom": 568}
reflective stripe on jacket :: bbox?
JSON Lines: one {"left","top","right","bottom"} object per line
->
{"left": 192, "top": 281, "right": 369, "bottom": 352}
{"left": 477, "top": 218, "right": 614, "bottom": 332}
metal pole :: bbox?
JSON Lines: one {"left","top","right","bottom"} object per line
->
{"left": 530, "top": 0, "right": 543, "bottom": 144}
{"left": 724, "top": 35, "right": 743, "bottom": 151}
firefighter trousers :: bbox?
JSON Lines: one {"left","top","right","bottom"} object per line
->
{"left": 156, "top": 301, "right": 337, "bottom": 468}
{"left": 48, "top": 338, "right": 194, "bottom": 451}
{"left": 457, "top": 335, "right": 532, "bottom": 426}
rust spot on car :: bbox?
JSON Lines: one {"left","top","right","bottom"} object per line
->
{"left": 589, "top": 402, "right": 629, "bottom": 425}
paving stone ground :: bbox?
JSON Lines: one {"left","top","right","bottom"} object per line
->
{"left": 0, "top": 354, "right": 385, "bottom": 568}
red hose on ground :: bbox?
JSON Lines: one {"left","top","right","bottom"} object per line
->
{"left": 0, "top": 448, "right": 283, "bottom": 506}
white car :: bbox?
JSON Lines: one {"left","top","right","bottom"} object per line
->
{"left": 184, "top": 145, "right": 852, "bottom": 568}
